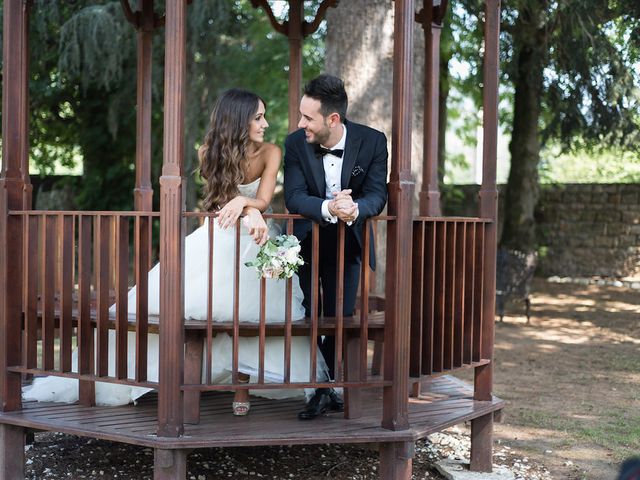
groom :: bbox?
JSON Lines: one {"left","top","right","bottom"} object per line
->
{"left": 284, "top": 74, "right": 388, "bottom": 419}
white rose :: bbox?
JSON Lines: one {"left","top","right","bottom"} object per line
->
{"left": 284, "top": 248, "right": 299, "bottom": 264}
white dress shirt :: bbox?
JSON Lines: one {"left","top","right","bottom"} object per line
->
{"left": 320, "top": 125, "right": 358, "bottom": 224}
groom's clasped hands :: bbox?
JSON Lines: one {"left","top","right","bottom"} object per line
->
{"left": 328, "top": 189, "right": 358, "bottom": 223}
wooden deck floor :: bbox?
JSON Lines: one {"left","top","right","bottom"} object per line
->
{"left": 0, "top": 375, "right": 503, "bottom": 449}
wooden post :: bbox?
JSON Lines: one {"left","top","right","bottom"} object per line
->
{"left": 251, "top": 1, "right": 337, "bottom": 130}
{"left": 157, "top": 0, "right": 186, "bottom": 438}
{"left": 154, "top": 449, "right": 188, "bottom": 480}
{"left": 287, "top": 0, "right": 303, "bottom": 132}
{"left": 418, "top": 1, "right": 442, "bottom": 217}
{"left": 1, "top": 0, "right": 29, "bottom": 414}
{"left": 20, "top": 0, "right": 32, "bottom": 210}
{"left": 134, "top": 0, "right": 155, "bottom": 403}
{"left": 379, "top": 441, "right": 414, "bottom": 480}
{"left": 1, "top": 2, "right": 29, "bottom": 476}
{"left": 0, "top": 424, "right": 25, "bottom": 479}
{"left": 382, "top": 0, "right": 414, "bottom": 432}
{"left": 472, "top": 0, "right": 501, "bottom": 472}
{"left": 135, "top": 0, "right": 155, "bottom": 212}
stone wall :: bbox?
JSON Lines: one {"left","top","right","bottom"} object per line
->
{"left": 536, "top": 184, "right": 640, "bottom": 278}
{"left": 444, "top": 184, "right": 640, "bottom": 278}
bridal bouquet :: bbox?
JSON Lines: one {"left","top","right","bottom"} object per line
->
{"left": 245, "top": 234, "right": 305, "bottom": 279}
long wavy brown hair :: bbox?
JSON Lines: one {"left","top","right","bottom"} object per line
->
{"left": 199, "top": 89, "right": 264, "bottom": 211}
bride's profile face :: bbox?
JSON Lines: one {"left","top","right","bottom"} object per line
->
{"left": 248, "top": 100, "right": 268, "bottom": 144}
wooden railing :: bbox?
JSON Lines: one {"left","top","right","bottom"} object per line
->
{"left": 409, "top": 217, "right": 492, "bottom": 380}
{"left": 8, "top": 210, "right": 159, "bottom": 394}
{"left": 8, "top": 210, "right": 493, "bottom": 405}
{"left": 180, "top": 212, "right": 392, "bottom": 393}
{"left": 8, "top": 210, "right": 394, "bottom": 396}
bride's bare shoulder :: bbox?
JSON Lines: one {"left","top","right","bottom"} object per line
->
{"left": 256, "top": 143, "right": 282, "bottom": 167}
{"left": 260, "top": 142, "right": 282, "bottom": 157}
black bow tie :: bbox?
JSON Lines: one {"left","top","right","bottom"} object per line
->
{"left": 315, "top": 146, "right": 344, "bottom": 158}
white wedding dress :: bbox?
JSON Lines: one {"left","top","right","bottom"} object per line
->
{"left": 23, "top": 179, "right": 328, "bottom": 406}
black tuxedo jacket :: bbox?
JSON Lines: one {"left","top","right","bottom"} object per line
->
{"left": 283, "top": 120, "right": 388, "bottom": 269}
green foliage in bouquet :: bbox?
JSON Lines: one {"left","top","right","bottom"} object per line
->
{"left": 245, "top": 234, "right": 305, "bottom": 280}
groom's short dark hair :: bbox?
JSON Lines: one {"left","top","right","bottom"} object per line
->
{"left": 303, "top": 74, "right": 348, "bottom": 123}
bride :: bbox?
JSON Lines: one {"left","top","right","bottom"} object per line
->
{"left": 23, "top": 89, "right": 328, "bottom": 415}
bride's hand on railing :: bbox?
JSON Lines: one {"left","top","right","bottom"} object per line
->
{"left": 242, "top": 207, "right": 269, "bottom": 246}
{"left": 217, "top": 196, "right": 247, "bottom": 229}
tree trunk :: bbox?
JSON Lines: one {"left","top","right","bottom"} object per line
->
{"left": 325, "top": 0, "right": 425, "bottom": 292}
{"left": 501, "top": 16, "right": 545, "bottom": 253}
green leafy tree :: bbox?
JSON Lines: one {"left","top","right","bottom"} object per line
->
{"left": 1, "top": 0, "right": 324, "bottom": 211}
{"left": 450, "top": 0, "right": 640, "bottom": 252}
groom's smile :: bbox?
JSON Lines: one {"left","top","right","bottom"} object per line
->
{"left": 298, "top": 95, "right": 341, "bottom": 147}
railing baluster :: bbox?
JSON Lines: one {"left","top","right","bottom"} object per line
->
{"left": 258, "top": 276, "right": 266, "bottom": 384}
{"left": 42, "top": 215, "right": 56, "bottom": 371}
{"left": 232, "top": 217, "right": 240, "bottom": 383}
{"left": 422, "top": 220, "right": 436, "bottom": 375}
{"left": 310, "top": 223, "right": 319, "bottom": 382}
{"left": 409, "top": 220, "right": 425, "bottom": 380}
{"left": 284, "top": 218, "right": 293, "bottom": 384}
{"left": 59, "top": 214, "right": 74, "bottom": 372}
{"left": 433, "top": 221, "right": 445, "bottom": 372}
{"left": 135, "top": 214, "right": 150, "bottom": 382}
{"left": 453, "top": 221, "right": 466, "bottom": 368}
{"left": 96, "top": 215, "right": 111, "bottom": 377}
{"left": 359, "top": 219, "right": 370, "bottom": 382}
{"left": 78, "top": 215, "right": 95, "bottom": 404}
{"left": 463, "top": 222, "right": 476, "bottom": 364}
{"left": 115, "top": 216, "right": 129, "bottom": 379}
{"left": 335, "top": 221, "right": 345, "bottom": 382}
{"left": 205, "top": 215, "right": 214, "bottom": 384}
{"left": 24, "top": 215, "right": 38, "bottom": 370}
{"left": 444, "top": 222, "right": 456, "bottom": 370}
{"left": 473, "top": 223, "right": 485, "bottom": 362}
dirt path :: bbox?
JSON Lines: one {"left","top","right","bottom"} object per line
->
{"left": 488, "top": 278, "right": 640, "bottom": 479}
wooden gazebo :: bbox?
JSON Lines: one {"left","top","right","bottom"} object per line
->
{"left": 0, "top": 0, "right": 503, "bottom": 478}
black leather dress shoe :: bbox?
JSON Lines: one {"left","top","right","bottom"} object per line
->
{"left": 298, "top": 388, "right": 344, "bottom": 420}
{"left": 327, "top": 389, "right": 344, "bottom": 412}
{"left": 298, "top": 388, "right": 331, "bottom": 420}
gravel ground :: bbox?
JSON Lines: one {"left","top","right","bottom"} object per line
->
{"left": 25, "top": 425, "right": 551, "bottom": 479}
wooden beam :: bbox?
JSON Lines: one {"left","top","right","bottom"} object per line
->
{"left": 250, "top": 0, "right": 338, "bottom": 131}
{"left": 287, "top": 0, "right": 304, "bottom": 132}
{"left": 249, "top": 0, "right": 288, "bottom": 35}
{"left": 418, "top": 0, "right": 442, "bottom": 216}
{"left": 382, "top": 0, "right": 415, "bottom": 432}
{"left": 134, "top": 0, "right": 155, "bottom": 212}
{"left": 0, "top": 424, "right": 25, "bottom": 479}
{"left": 157, "top": 0, "right": 187, "bottom": 438}
{"left": 120, "top": 0, "right": 140, "bottom": 26}
{"left": 475, "top": 0, "right": 500, "bottom": 399}
{"left": 154, "top": 449, "right": 188, "bottom": 479}
{"left": 1, "top": 0, "right": 30, "bottom": 414}
{"left": 302, "top": 0, "right": 339, "bottom": 37}
{"left": 473, "top": 0, "right": 501, "bottom": 471}
{"left": 379, "top": 441, "right": 413, "bottom": 480}
{"left": 470, "top": 412, "right": 493, "bottom": 472}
